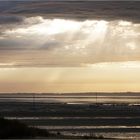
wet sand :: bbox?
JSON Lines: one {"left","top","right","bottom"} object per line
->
{"left": 1, "top": 94, "right": 140, "bottom": 139}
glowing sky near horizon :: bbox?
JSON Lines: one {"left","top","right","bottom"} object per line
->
{"left": 1, "top": 61, "right": 140, "bottom": 93}
{"left": 0, "top": 15, "right": 140, "bottom": 93}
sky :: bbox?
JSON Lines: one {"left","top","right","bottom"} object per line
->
{"left": 0, "top": 1, "right": 140, "bottom": 93}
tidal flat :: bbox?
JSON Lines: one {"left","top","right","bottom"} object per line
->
{"left": 1, "top": 93, "right": 140, "bottom": 139}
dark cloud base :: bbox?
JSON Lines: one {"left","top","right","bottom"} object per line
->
{"left": 0, "top": 1, "right": 140, "bottom": 23}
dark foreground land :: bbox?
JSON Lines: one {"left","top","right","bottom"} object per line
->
{"left": 1, "top": 98, "right": 140, "bottom": 139}
{"left": 0, "top": 117, "right": 50, "bottom": 139}
{"left": 0, "top": 117, "right": 109, "bottom": 139}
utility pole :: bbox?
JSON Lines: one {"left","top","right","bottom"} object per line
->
{"left": 32, "top": 93, "right": 36, "bottom": 128}
{"left": 33, "top": 93, "right": 35, "bottom": 111}
{"left": 96, "top": 92, "right": 98, "bottom": 105}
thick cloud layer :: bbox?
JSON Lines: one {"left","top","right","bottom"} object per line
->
{"left": 0, "top": 16, "right": 140, "bottom": 67}
{"left": 0, "top": 1, "right": 140, "bottom": 67}
{"left": 0, "top": 1, "right": 140, "bottom": 93}
{"left": 0, "top": 1, "right": 140, "bottom": 22}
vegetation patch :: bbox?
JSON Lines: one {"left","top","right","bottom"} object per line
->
{"left": 0, "top": 117, "right": 50, "bottom": 139}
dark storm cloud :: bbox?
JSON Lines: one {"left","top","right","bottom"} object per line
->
{"left": 0, "top": 1, "right": 140, "bottom": 23}
{"left": 0, "top": 15, "right": 24, "bottom": 24}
